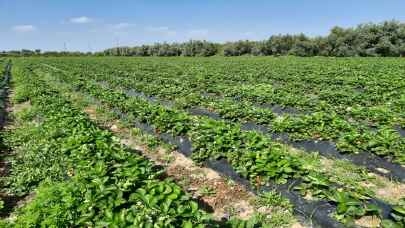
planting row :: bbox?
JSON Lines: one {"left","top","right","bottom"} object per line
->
{"left": 33, "top": 61, "right": 405, "bottom": 227}
{"left": 40, "top": 57, "right": 405, "bottom": 129}
{"left": 0, "top": 60, "right": 10, "bottom": 124}
{"left": 2, "top": 61, "right": 235, "bottom": 227}
{"left": 0, "top": 60, "right": 11, "bottom": 217}
{"left": 38, "top": 60, "right": 405, "bottom": 168}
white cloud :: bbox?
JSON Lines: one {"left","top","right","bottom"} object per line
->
{"left": 111, "top": 23, "right": 134, "bottom": 30}
{"left": 12, "top": 25, "right": 36, "bottom": 32}
{"left": 146, "top": 26, "right": 176, "bottom": 36}
{"left": 69, "top": 16, "right": 92, "bottom": 24}
{"left": 188, "top": 29, "right": 209, "bottom": 38}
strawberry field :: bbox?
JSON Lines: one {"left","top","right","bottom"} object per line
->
{"left": 1, "top": 57, "right": 405, "bottom": 228}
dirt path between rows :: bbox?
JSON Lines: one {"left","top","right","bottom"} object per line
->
{"left": 84, "top": 105, "right": 304, "bottom": 227}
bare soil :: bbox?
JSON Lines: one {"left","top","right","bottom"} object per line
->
{"left": 83, "top": 105, "right": 284, "bottom": 222}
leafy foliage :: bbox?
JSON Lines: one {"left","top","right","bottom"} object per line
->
{"left": 36, "top": 56, "right": 405, "bottom": 164}
{"left": 101, "top": 20, "right": 405, "bottom": 57}
{"left": 5, "top": 56, "right": 405, "bottom": 226}
{"left": 4, "top": 64, "right": 212, "bottom": 227}
{"left": 25, "top": 57, "right": 405, "bottom": 226}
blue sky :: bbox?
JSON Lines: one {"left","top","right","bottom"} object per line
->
{"left": 1, "top": 0, "right": 405, "bottom": 52}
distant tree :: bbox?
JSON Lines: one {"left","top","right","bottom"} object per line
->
{"left": 290, "top": 40, "right": 318, "bottom": 57}
{"left": 31, "top": 20, "right": 405, "bottom": 58}
{"left": 270, "top": 35, "right": 296, "bottom": 55}
{"left": 375, "top": 37, "right": 396, "bottom": 56}
{"left": 251, "top": 41, "right": 271, "bottom": 56}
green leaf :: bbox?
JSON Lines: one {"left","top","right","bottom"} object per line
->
{"left": 392, "top": 206, "right": 405, "bottom": 215}
{"left": 183, "top": 221, "right": 193, "bottom": 228}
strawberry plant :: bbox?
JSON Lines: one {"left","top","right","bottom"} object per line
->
{"left": 7, "top": 56, "right": 405, "bottom": 227}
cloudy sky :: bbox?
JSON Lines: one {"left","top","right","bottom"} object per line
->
{"left": 1, "top": 0, "right": 405, "bottom": 52}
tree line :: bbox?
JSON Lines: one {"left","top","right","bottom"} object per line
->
{"left": 103, "top": 21, "right": 405, "bottom": 57}
{"left": 0, "top": 49, "right": 93, "bottom": 57}
{"left": 3, "top": 20, "right": 405, "bottom": 57}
